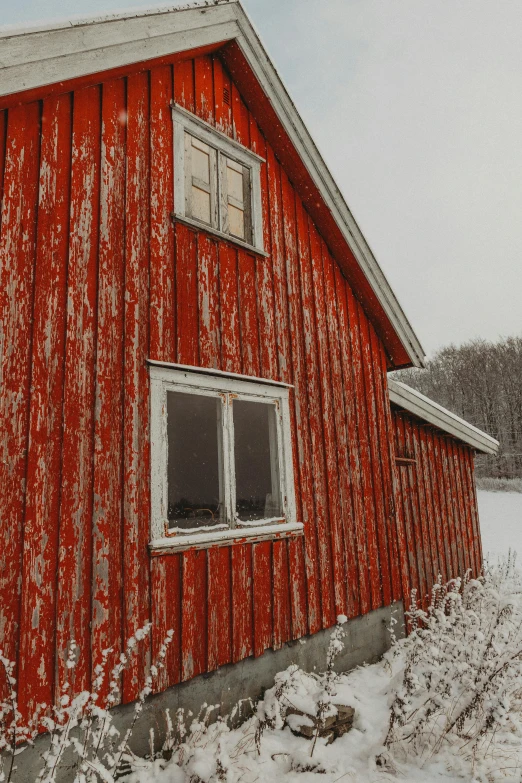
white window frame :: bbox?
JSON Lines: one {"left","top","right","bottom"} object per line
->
{"left": 172, "top": 103, "right": 265, "bottom": 254}
{"left": 149, "top": 362, "right": 301, "bottom": 550}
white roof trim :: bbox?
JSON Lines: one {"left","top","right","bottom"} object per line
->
{"left": 0, "top": 0, "right": 425, "bottom": 368}
{"left": 388, "top": 379, "right": 499, "bottom": 455}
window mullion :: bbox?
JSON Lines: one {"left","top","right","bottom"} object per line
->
{"left": 184, "top": 132, "right": 192, "bottom": 218}
{"left": 209, "top": 145, "right": 219, "bottom": 230}
{"left": 218, "top": 151, "right": 229, "bottom": 235}
{"left": 274, "top": 400, "right": 287, "bottom": 518}
{"left": 223, "top": 393, "right": 237, "bottom": 529}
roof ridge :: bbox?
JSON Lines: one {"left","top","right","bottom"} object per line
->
{"left": 0, "top": 0, "right": 237, "bottom": 39}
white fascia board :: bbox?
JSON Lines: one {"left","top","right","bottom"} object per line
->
{"left": 0, "top": 4, "right": 239, "bottom": 93}
{"left": 230, "top": 3, "right": 425, "bottom": 369}
{"left": 388, "top": 379, "right": 499, "bottom": 455}
{"left": 0, "top": 0, "right": 425, "bottom": 369}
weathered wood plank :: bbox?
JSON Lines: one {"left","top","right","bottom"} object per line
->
{"left": 219, "top": 243, "right": 240, "bottom": 373}
{"left": 279, "top": 172, "right": 310, "bottom": 636}
{"left": 231, "top": 82, "right": 249, "bottom": 147}
{"left": 19, "top": 93, "right": 70, "bottom": 714}
{"left": 450, "top": 440, "right": 472, "bottom": 574}
{"left": 374, "top": 340, "right": 403, "bottom": 604}
{"left": 310, "top": 228, "right": 347, "bottom": 619}
{"left": 0, "top": 110, "right": 6, "bottom": 235}
{"left": 207, "top": 546, "right": 232, "bottom": 670}
{"left": 425, "top": 428, "right": 451, "bottom": 582}
{"left": 463, "top": 449, "right": 483, "bottom": 573}
{"left": 396, "top": 416, "right": 421, "bottom": 601}
{"left": 56, "top": 86, "right": 100, "bottom": 700}
{"left": 174, "top": 58, "right": 195, "bottom": 113}
{"left": 14, "top": 100, "right": 65, "bottom": 718}
{"left": 0, "top": 103, "right": 40, "bottom": 682}
{"left": 273, "top": 540, "right": 291, "bottom": 649}
{"left": 194, "top": 55, "right": 214, "bottom": 125}
{"left": 335, "top": 271, "right": 369, "bottom": 615}
{"left": 431, "top": 432, "right": 456, "bottom": 578}
{"left": 418, "top": 425, "right": 444, "bottom": 582}
{"left": 151, "top": 554, "right": 181, "bottom": 691}
{"left": 296, "top": 207, "right": 334, "bottom": 628}
{"left": 286, "top": 198, "right": 322, "bottom": 634}
{"left": 346, "top": 291, "right": 382, "bottom": 610}
{"left": 358, "top": 305, "right": 392, "bottom": 607}
{"left": 150, "top": 64, "right": 176, "bottom": 363}
{"left": 237, "top": 249, "right": 261, "bottom": 377}
{"left": 231, "top": 544, "right": 254, "bottom": 662}
{"left": 122, "top": 72, "right": 151, "bottom": 701}
{"left": 181, "top": 550, "right": 207, "bottom": 680}
{"left": 212, "top": 55, "right": 232, "bottom": 136}
{"left": 198, "top": 233, "right": 220, "bottom": 369}
{"left": 176, "top": 223, "right": 199, "bottom": 366}
{"left": 413, "top": 423, "right": 439, "bottom": 589}
{"left": 91, "top": 79, "right": 126, "bottom": 698}
{"left": 252, "top": 541, "right": 272, "bottom": 657}
{"left": 403, "top": 417, "right": 428, "bottom": 604}
{"left": 250, "top": 124, "right": 278, "bottom": 381}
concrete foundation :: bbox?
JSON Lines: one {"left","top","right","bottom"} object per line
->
{"left": 11, "top": 601, "right": 404, "bottom": 781}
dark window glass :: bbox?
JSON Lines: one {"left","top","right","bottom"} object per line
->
{"left": 167, "top": 391, "right": 223, "bottom": 530}
{"left": 233, "top": 400, "right": 282, "bottom": 522}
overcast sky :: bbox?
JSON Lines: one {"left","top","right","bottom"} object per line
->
{"left": 3, "top": 0, "right": 522, "bottom": 356}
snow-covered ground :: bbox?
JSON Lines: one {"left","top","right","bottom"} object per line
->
{"left": 478, "top": 489, "right": 522, "bottom": 560}
{"left": 127, "top": 559, "right": 522, "bottom": 783}
{"left": 122, "top": 492, "right": 522, "bottom": 783}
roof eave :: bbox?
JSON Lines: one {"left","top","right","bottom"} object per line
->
{"left": 388, "top": 379, "right": 499, "bottom": 455}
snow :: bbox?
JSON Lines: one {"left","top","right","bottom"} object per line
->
{"left": 478, "top": 489, "right": 522, "bottom": 560}
{"left": 122, "top": 493, "right": 522, "bottom": 783}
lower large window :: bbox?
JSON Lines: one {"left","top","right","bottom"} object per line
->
{"left": 149, "top": 363, "right": 299, "bottom": 547}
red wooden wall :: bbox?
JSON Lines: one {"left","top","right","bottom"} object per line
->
{"left": 391, "top": 406, "right": 483, "bottom": 609}
{"left": 0, "top": 47, "right": 442, "bottom": 723}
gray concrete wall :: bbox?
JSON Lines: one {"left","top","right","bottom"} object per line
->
{"left": 10, "top": 601, "right": 404, "bottom": 782}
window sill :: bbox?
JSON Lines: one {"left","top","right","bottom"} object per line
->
{"left": 149, "top": 521, "right": 303, "bottom": 555}
{"left": 171, "top": 213, "right": 269, "bottom": 258}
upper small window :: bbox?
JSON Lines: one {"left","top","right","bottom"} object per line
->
{"left": 173, "top": 104, "right": 264, "bottom": 253}
{"left": 150, "top": 364, "right": 299, "bottom": 548}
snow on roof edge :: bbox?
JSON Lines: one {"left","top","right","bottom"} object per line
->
{"left": 388, "top": 378, "right": 499, "bottom": 455}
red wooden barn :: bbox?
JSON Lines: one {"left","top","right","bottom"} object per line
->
{"left": 0, "top": 0, "right": 498, "bottom": 749}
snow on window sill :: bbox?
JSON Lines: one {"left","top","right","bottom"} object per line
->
{"left": 149, "top": 521, "right": 304, "bottom": 555}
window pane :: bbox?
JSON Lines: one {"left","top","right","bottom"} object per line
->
{"left": 191, "top": 186, "right": 211, "bottom": 224}
{"left": 167, "top": 392, "right": 224, "bottom": 530}
{"left": 228, "top": 204, "right": 245, "bottom": 239}
{"left": 191, "top": 141, "right": 210, "bottom": 184}
{"left": 233, "top": 400, "right": 282, "bottom": 522}
{"left": 226, "top": 162, "right": 244, "bottom": 202}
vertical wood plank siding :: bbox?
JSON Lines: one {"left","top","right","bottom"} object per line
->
{"left": 0, "top": 51, "right": 482, "bottom": 720}
{"left": 391, "top": 406, "right": 483, "bottom": 609}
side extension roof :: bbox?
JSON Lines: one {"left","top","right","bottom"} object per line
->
{"left": 388, "top": 379, "right": 499, "bottom": 455}
{"left": 0, "top": 0, "right": 426, "bottom": 369}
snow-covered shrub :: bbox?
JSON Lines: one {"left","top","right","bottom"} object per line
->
{"left": 384, "top": 557, "right": 522, "bottom": 777}
{"left": 125, "top": 617, "right": 352, "bottom": 782}
{"left": 476, "top": 476, "right": 522, "bottom": 493}
{"left": 0, "top": 626, "right": 173, "bottom": 783}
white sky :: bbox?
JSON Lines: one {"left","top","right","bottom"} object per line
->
{"left": 3, "top": 0, "right": 522, "bottom": 356}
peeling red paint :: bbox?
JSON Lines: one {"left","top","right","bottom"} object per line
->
{"left": 0, "top": 51, "right": 484, "bottom": 727}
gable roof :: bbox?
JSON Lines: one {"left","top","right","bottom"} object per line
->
{"left": 388, "top": 378, "right": 499, "bottom": 455}
{"left": 0, "top": 0, "right": 425, "bottom": 369}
